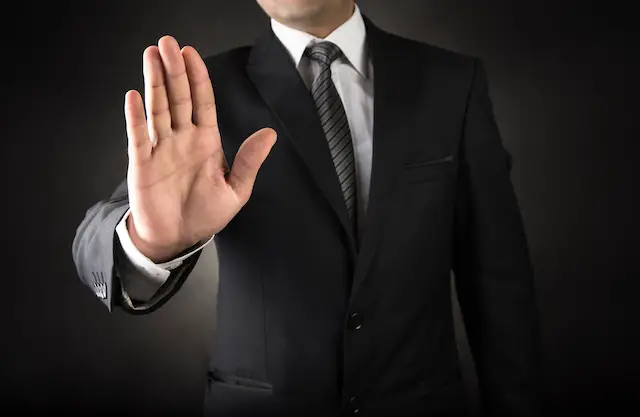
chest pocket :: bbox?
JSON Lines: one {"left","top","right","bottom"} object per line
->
{"left": 401, "top": 153, "right": 456, "bottom": 184}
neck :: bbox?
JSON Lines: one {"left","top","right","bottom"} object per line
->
{"left": 281, "top": 3, "right": 355, "bottom": 38}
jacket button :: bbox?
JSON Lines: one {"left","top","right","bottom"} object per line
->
{"left": 347, "top": 396, "right": 360, "bottom": 414}
{"left": 347, "top": 312, "right": 362, "bottom": 330}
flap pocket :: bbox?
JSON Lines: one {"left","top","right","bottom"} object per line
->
{"left": 402, "top": 153, "right": 455, "bottom": 184}
{"left": 208, "top": 368, "right": 273, "bottom": 391}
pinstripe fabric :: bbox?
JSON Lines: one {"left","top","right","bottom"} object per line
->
{"left": 305, "top": 41, "right": 358, "bottom": 239}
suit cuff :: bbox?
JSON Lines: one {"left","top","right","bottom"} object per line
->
{"left": 115, "top": 208, "right": 214, "bottom": 280}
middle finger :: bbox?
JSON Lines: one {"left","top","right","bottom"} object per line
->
{"left": 143, "top": 45, "right": 172, "bottom": 145}
{"left": 158, "top": 36, "right": 193, "bottom": 130}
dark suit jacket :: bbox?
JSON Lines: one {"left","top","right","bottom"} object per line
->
{"left": 72, "top": 15, "right": 544, "bottom": 417}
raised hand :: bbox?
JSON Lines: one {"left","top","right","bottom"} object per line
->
{"left": 124, "top": 36, "right": 277, "bottom": 262}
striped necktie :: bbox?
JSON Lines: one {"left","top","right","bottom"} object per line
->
{"left": 305, "top": 41, "right": 358, "bottom": 241}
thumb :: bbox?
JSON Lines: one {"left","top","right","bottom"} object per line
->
{"left": 227, "top": 127, "right": 277, "bottom": 202}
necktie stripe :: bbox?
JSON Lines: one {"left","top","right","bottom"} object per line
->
{"left": 342, "top": 184, "right": 356, "bottom": 200}
{"left": 312, "top": 79, "right": 333, "bottom": 101}
{"left": 327, "top": 128, "right": 350, "bottom": 149}
{"left": 335, "top": 154, "right": 354, "bottom": 178}
{"left": 305, "top": 41, "right": 358, "bottom": 242}
{"left": 318, "top": 89, "right": 340, "bottom": 111}
{"left": 310, "top": 51, "right": 331, "bottom": 63}
{"left": 335, "top": 151, "right": 354, "bottom": 173}
{"left": 329, "top": 139, "right": 351, "bottom": 165}
{"left": 328, "top": 128, "right": 350, "bottom": 149}
{"left": 315, "top": 90, "right": 336, "bottom": 114}
{"left": 323, "top": 110, "right": 348, "bottom": 136}
{"left": 336, "top": 157, "right": 355, "bottom": 179}
{"left": 334, "top": 147, "right": 354, "bottom": 170}
{"left": 312, "top": 67, "right": 332, "bottom": 85}
{"left": 343, "top": 190, "right": 356, "bottom": 206}
{"left": 318, "top": 100, "right": 347, "bottom": 127}
{"left": 318, "top": 97, "right": 341, "bottom": 123}
{"left": 344, "top": 189, "right": 356, "bottom": 203}
{"left": 329, "top": 136, "right": 350, "bottom": 156}
{"left": 339, "top": 165, "right": 356, "bottom": 186}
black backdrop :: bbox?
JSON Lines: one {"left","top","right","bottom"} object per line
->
{"left": 3, "top": 0, "right": 637, "bottom": 415}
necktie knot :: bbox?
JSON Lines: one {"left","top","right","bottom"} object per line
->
{"left": 305, "top": 41, "right": 343, "bottom": 68}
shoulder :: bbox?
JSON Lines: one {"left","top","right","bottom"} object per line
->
{"left": 198, "top": 45, "right": 257, "bottom": 95}
{"left": 202, "top": 45, "right": 252, "bottom": 73}
{"left": 382, "top": 29, "right": 479, "bottom": 75}
{"left": 373, "top": 27, "right": 487, "bottom": 95}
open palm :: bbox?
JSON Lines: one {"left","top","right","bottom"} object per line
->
{"left": 124, "top": 36, "right": 277, "bottom": 262}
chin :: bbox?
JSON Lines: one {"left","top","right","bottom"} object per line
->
{"left": 259, "top": 0, "right": 328, "bottom": 24}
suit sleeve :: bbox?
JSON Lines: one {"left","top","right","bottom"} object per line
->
{"left": 452, "top": 59, "right": 546, "bottom": 416}
{"left": 71, "top": 178, "right": 202, "bottom": 314}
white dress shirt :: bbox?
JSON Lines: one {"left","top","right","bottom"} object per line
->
{"left": 116, "top": 4, "right": 375, "bottom": 301}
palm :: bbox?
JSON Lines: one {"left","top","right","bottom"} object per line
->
{"left": 128, "top": 125, "right": 237, "bottom": 253}
{"left": 124, "top": 36, "right": 276, "bottom": 261}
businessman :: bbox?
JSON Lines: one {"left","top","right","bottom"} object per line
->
{"left": 72, "top": 0, "right": 545, "bottom": 415}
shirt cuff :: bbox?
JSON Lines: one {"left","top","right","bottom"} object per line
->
{"left": 115, "top": 208, "right": 215, "bottom": 281}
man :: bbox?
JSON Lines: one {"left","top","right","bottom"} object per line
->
{"left": 72, "top": 0, "right": 545, "bottom": 415}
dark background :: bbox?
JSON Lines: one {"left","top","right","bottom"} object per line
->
{"left": 3, "top": 0, "right": 638, "bottom": 415}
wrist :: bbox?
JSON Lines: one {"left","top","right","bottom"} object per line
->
{"left": 126, "top": 215, "right": 186, "bottom": 263}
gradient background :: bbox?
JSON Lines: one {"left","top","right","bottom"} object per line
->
{"left": 3, "top": 0, "right": 638, "bottom": 415}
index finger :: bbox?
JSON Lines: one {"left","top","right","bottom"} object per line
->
{"left": 182, "top": 46, "right": 218, "bottom": 130}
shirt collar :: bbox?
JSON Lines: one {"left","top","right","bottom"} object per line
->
{"left": 270, "top": 3, "right": 368, "bottom": 78}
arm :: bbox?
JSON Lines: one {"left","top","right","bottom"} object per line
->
{"left": 72, "top": 179, "right": 205, "bottom": 314}
{"left": 452, "top": 59, "right": 546, "bottom": 416}
{"left": 72, "top": 35, "right": 276, "bottom": 314}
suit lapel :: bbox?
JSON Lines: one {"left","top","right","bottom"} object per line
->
{"left": 350, "top": 17, "right": 425, "bottom": 300}
{"left": 245, "top": 17, "right": 425, "bottom": 301}
{"left": 246, "top": 30, "right": 359, "bottom": 260}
